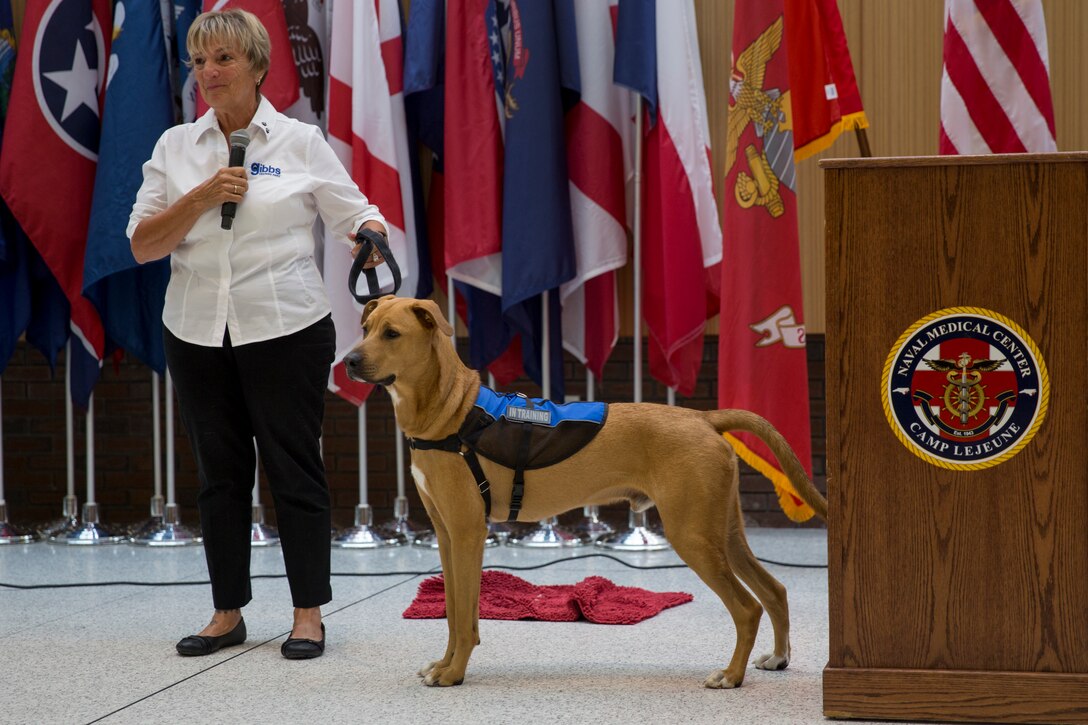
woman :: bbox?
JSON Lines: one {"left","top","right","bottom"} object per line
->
{"left": 128, "top": 9, "right": 388, "bottom": 659}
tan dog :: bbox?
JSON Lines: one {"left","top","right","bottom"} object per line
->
{"left": 345, "top": 295, "right": 828, "bottom": 689}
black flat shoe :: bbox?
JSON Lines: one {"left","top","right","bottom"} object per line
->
{"left": 281, "top": 623, "right": 325, "bottom": 660}
{"left": 176, "top": 618, "right": 247, "bottom": 656}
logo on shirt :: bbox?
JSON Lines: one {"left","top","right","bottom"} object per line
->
{"left": 882, "top": 307, "right": 1049, "bottom": 470}
{"left": 250, "top": 162, "right": 281, "bottom": 177}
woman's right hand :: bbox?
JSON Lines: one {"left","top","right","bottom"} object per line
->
{"left": 190, "top": 167, "right": 249, "bottom": 212}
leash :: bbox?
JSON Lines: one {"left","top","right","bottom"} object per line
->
{"left": 348, "top": 227, "right": 402, "bottom": 303}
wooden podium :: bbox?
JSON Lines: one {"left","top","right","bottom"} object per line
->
{"left": 821, "top": 153, "right": 1088, "bottom": 724}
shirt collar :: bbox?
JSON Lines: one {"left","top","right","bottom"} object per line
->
{"left": 192, "top": 95, "right": 278, "bottom": 144}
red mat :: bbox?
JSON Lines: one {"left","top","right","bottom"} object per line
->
{"left": 403, "top": 570, "right": 693, "bottom": 625}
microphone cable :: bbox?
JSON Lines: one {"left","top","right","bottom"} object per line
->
{"left": 0, "top": 552, "right": 826, "bottom": 591}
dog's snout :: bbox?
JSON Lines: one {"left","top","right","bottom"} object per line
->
{"left": 344, "top": 351, "right": 364, "bottom": 378}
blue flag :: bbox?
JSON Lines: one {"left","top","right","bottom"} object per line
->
{"left": 83, "top": 0, "right": 175, "bottom": 374}
{"left": 613, "top": 0, "right": 657, "bottom": 120}
{"left": 498, "top": 0, "right": 580, "bottom": 399}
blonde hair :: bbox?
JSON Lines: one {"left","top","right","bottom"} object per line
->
{"left": 186, "top": 9, "right": 271, "bottom": 87}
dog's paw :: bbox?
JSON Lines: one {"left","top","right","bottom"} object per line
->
{"left": 703, "top": 669, "right": 743, "bottom": 689}
{"left": 423, "top": 667, "right": 465, "bottom": 687}
{"left": 753, "top": 652, "right": 789, "bottom": 671}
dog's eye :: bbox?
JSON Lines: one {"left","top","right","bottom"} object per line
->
{"left": 383, "top": 328, "right": 400, "bottom": 340}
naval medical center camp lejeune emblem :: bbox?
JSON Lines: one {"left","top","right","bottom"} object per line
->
{"left": 882, "top": 307, "right": 1049, "bottom": 470}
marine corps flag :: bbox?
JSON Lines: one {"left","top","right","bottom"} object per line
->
{"left": 719, "top": 0, "right": 857, "bottom": 522}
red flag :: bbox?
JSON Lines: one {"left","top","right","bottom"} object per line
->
{"left": 939, "top": 0, "right": 1056, "bottom": 154}
{"left": 0, "top": 0, "right": 111, "bottom": 407}
{"left": 199, "top": 0, "right": 300, "bottom": 112}
{"left": 720, "top": 1, "right": 816, "bottom": 521}
{"left": 324, "top": 0, "right": 410, "bottom": 406}
{"left": 632, "top": 1, "right": 722, "bottom": 397}
{"left": 443, "top": 0, "right": 503, "bottom": 293}
{"left": 785, "top": 0, "right": 868, "bottom": 160}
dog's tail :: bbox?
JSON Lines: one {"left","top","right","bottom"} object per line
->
{"left": 703, "top": 409, "right": 828, "bottom": 520}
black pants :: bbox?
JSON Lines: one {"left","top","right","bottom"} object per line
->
{"left": 164, "top": 316, "right": 335, "bottom": 610}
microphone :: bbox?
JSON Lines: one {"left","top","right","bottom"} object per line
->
{"left": 221, "top": 129, "right": 251, "bottom": 230}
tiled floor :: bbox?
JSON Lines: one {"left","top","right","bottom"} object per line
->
{"left": 0, "top": 528, "right": 899, "bottom": 725}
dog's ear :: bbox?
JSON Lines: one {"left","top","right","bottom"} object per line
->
{"left": 360, "top": 295, "right": 394, "bottom": 326}
{"left": 411, "top": 300, "right": 454, "bottom": 336}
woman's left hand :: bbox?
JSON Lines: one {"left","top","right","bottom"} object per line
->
{"left": 350, "top": 224, "right": 386, "bottom": 269}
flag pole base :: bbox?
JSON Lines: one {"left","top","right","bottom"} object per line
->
{"left": 413, "top": 527, "right": 501, "bottom": 549}
{"left": 506, "top": 517, "right": 590, "bottom": 548}
{"left": 595, "top": 509, "right": 671, "bottom": 551}
{"left": 250, "top": 503, "right": 280, "bottom": 547}
{"left": 39, "top": 494, "right": 81, "bottom": 538}
{"left": 333, "top": 504, "right": 406, "bottom": 548}
{"left": 376, "top": 496, "right": 431, "bottom": 541}
{"left": 570, "top": 505, "right": 615, "bottom": 541}
{"left": 131, "top": 504, "right": 202, "bottom": 546}
{"left": 0, "top": 504, "right": 40, "bottom": 544}
{"left": 52, "top": 503, "right": 126, "bottom": 545}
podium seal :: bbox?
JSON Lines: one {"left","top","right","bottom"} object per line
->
{"left": 882, "top": 307, "right": 1049, "bottom": 470}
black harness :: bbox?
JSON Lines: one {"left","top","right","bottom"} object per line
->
{"left": 407, "top": 387, "right": 608, "bottom": 522}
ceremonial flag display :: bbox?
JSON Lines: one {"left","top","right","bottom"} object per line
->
{"left": 84, "top": 0, "right": 175, "bottom": 374}
{"left": 325, "top": 0, "right": 423, "bottom": 405}
{"left": 0, "top": 0, "right": 112, "bottom": 408}
{"left": 940, "top": 0, "right": 1056, "bottom": 154}
{"left": 615, "top": 0, "right": 721, "bottom": 396}
{"left": 560, "top": 0, "right": 630, "bottom": 380}
{"left": 199, "top": 0, "right": 299, "bottom": 112}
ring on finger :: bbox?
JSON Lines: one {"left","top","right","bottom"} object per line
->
{"left": 233, "top": 184, "right": 239, "bottom": 194}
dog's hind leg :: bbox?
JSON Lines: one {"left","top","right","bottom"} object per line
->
{"left": 724, "top": 485, "right": 791, "bottom": 672}
{"left": 656, "top": 483, "right": 762, "bottom": 689}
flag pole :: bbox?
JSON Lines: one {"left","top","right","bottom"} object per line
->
{"left": 58, "top": 392, "right": 124, "bottom": 544}
{"left": 250, "top": 439, "right": 279, "bottom": 546}
{"left": 855, "top": 128, "right": 872, "bottom": 157}
{"left": 0, "top": 376, "right": 40, "bottom": 543}
{"left": 44, "top": 342, "right": 80, "bottom": 538}
{"left": 334, "top": 401, "right": 402, "bottom": 547}
{"left": 133, "top": 370, "right": 200, "bottom": 545}
{"left": 570, "top": 368, "right": 614, "bottom": 541}
{"left": 505, "top": 255, "right": 588, "bottom": 551}
{"left": 597, "top": 93, "right": 670, "bottom": 552}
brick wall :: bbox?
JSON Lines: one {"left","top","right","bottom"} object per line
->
{"left": 0, "top": 335, "right": 826, "bottom": 531}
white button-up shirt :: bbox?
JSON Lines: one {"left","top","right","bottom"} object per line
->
{"left": 127, "top": 97, "right": 386, "bottom": 347}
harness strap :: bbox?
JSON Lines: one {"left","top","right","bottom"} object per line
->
{"left": 507, "top": 415, "right": 534, "bottom": 523}
{"left": 407, "top": 434, "right": 492, "bottom": 519}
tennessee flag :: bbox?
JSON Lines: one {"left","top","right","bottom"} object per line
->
{"left": 0, "top": 0, "right": 111, "bottom": 408}
{"left": 199, "top": 0, "right": 299, "bottom": 112}
{"left": 325, "top": 0, "right": 423, "bottom": 406}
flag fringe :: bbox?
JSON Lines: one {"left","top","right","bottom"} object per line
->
{"left": 723, "top": 432, "right": 815, "bottom": 523}
{"left": 794, "top": 111, "right": 870, "bottom": 162}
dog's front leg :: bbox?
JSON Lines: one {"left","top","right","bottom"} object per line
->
{"left": 415, "top": 493, "right": 457, "bottom": 680}
{"left": 423, "top": 516, "right": 487, "bottom": 687}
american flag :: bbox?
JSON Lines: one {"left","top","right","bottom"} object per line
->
{"left": 940, "top": 0, "right": 1056, "bottom": 154}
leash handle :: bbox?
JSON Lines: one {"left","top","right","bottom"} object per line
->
{"left": 348, "top": 228, "right": 402, "bottom": 303}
